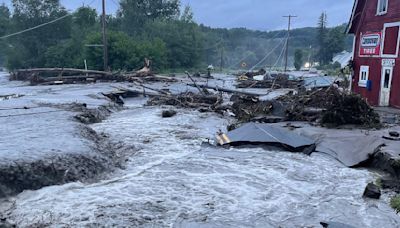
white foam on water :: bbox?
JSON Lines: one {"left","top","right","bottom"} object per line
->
{"left": 2, "top": 106, "right": 400, "bottom": 227}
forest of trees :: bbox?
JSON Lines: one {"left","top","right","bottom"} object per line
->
{"left": 0, "top": 0, "right": 352, "bottom": 72}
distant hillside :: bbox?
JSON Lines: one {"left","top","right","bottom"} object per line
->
{"left": 198, "top": 23, "right": 353, "bottom": 70}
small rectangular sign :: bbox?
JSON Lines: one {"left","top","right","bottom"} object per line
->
{"left": 360, "top": 32, "right": 382, "bottom": 56}
{"left": 382, "top": 59, "right": 396, "bottom": 67}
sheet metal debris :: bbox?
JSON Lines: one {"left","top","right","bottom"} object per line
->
{"left": 217, "top": 122, "right": 316, "bottom": 153}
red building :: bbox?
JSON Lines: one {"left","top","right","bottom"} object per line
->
{"left": 348, "top": 0, "right": 400, "bottom": 108}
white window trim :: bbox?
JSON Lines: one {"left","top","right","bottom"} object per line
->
{"left": 376, "top": 0, "right": 388, "bottom": 16}
{"left": 359, "top": 65, "right": 369, "bottom": 87}
{"left": 381, "top": 22, "right": 400, "bottom": 58}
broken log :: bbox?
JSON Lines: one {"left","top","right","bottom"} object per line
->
{"left": 112, "top": 86, "right": 161, "bottom": 97}
{"left": 15, "top": 68, "right": 113, "bottom": 76}
{"left": 187, "top": 84, "right": 266, "bottom": 96}
{"left": 185, "top": 71, "right": 205, "bottom": 96}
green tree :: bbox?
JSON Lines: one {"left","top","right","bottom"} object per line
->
{"left": 44, "top": 6, "right": 99, "bottom": 68}
{"left": 325, "top": 26, "right": 346, "bottom": 62}
{"left": 0, "top": 4, "right": 11, "bottom": 66}
{"left": 143, "top": 19, "right": 203, "bottom": 69}
{"left": 0, "top": 4, "right": 10, "bottom": 36}
{"left": 294, "top": 49, "right": 304, "bottom": 70}
{"left": 180, "top": 5, "right": 194, "bottom": 23}
{"left": 84, "top": 32, "right": 167, "bottom": 71}
{"left": 7, "top": 0, "right": 71, "bottom": 69}
{"left": 118, "top": 0, "right": 180, "bottom": 35}
{"left": 73, "top": 6, "right": 97, "bottom": 30}
{"left": 317, "top": 12, "right": 329, "bottom": 65}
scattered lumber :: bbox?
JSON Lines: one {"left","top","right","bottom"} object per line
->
{"left": 187, "top": 84, "right": 266, "bottom": 96}
{"left": 236, "top": 74, "right": 302, "bottom": 89}
{"left": 147, "top": 92, "right": 222, "bottom": 110}
{"left": 230, "top": 95, "right": 273, "bottom": 122}
{"left": 15, "top": 68, "right": 112, "bottom": 76}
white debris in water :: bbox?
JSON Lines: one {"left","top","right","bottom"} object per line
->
{"left": 2, "top": 107, "right": 400, "bottom": 227}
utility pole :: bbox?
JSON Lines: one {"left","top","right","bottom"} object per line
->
{"left": 220, "top": 38, "right": 224, "bottom": 72}
{"left": 283, "top": 15, "right": 297, "bottom": 72}
{"left": 102, "top": 0, "right": 108, "bottom": 71}
{"left": 220, "top": 45, "right": 224, "bottom": 72}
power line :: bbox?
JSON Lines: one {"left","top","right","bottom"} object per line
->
{"left": 249, "top": 34, "right": 288, "bottom": 71}
{"left": 228, "top": 30, "right": 287, "bottom": 69}
{"left": 268, "top": 37, "right": 287, "bottom": 73}
{"left": 0, "top": 0, "right": 101, "bottom": 40}
{"left": 0, "top": 13, "right": 72, "bottom": 39}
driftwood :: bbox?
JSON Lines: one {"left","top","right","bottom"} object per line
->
{"left": 188, "top": 84, "right": 266, "bottom": 96}
{"left": 10, "top": 58, "right": 156, "bottom": 85}
{"left": 237, "top": 74, "right": 302, "bottom": 89}
{"left": 15, "top": 68, "right": 112, "bottom": 75}
{"left": 147, "top": 92, "right": 222, "bottom": 110}
{"left": 185, "top": 71, "right": 205, "bottom": 96}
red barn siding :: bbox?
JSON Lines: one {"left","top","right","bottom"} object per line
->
{"left": 349, "top": 0, "right": 400, "bottom": 108}
{"left": 383, "top": 26, "right": 399, "bottom": 55}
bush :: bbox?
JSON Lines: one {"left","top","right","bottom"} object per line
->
{"left": 84, "top": 32, "right": 168, "bottom": 71}
{"left": 391, "top": 195, "right": 400, "bottom": 213}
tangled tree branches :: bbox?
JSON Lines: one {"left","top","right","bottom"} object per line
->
{"left": 147, "top": 92, "right": 223, "bottom": 110}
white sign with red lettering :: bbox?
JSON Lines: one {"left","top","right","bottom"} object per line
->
{"left": 359, "top": 32, "right": 382, "bottom": 56}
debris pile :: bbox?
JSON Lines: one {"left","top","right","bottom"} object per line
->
{"left": 8, "top": 59, "right": 176, "bottom": 85}
{"left": 10, "top": 68, "right": 125, "bottom": 85}
{"left": 231, "top": 95, "right": 273, "bottom": 121}
{"left": 237, "top": 74, "right": 301, "bottom": 89}
{"left": 281, "top": 87, "right": 381, "bottom": 127}
{"left": 147, "top": 92, "right": 222, "bottom": 110}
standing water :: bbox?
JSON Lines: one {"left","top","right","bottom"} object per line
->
{"left": 1, "top": 100, "right": 400, "bottom": 227}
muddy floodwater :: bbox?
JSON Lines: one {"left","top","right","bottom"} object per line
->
{"left": 1, "top": 96, "right": 400, "bottom": 227}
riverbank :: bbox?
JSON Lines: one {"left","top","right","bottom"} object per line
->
{"left": 0, "top": 73, "right": 135, "bottom": 198}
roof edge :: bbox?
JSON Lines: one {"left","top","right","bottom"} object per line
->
{"left": 346, "top": 0, "right": 359, "bottom": 34}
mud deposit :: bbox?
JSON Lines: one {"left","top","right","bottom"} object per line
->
{"left": 1, "top": 103, "right": 400, "bottom": 227}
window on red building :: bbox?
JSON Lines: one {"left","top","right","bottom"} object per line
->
{"left": 382, "top": 24, "right": 400, "bottom": 57}
{"left": 377, "top": 0, "right": 388, "bottom": 15}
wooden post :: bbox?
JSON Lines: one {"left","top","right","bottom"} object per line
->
{"left": 102, "top": 0, "right": 108, "bottom": 71}
{"left": 283, "top": 15, "right": 297, "bottom": 73}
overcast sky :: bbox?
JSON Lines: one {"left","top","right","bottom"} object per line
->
{"left": 0, "top": 0, "right": 354, "bottom": 31}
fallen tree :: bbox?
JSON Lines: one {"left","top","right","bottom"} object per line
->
{"left": 9, "top": 58, "right": 158, "bottom": 85}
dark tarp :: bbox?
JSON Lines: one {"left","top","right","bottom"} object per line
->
{"left": 217, "top": 123, "right": 316, "bottom": 153}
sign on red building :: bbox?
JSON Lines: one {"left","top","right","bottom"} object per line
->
{"left": 359, "top": 32, "right": 382, "bottom": 56}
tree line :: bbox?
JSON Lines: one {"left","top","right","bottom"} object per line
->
{"left": 0, "top": 0, "right": 351, "bottom": 71}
